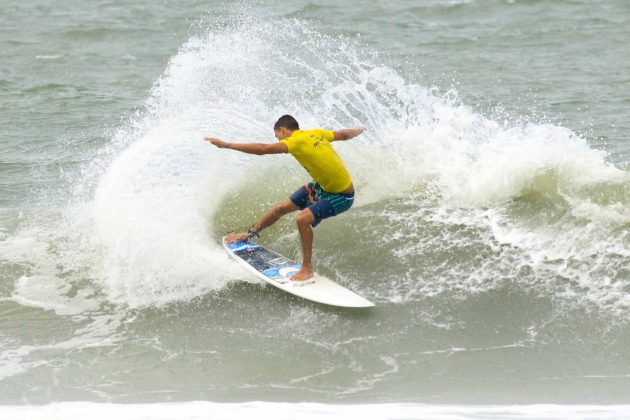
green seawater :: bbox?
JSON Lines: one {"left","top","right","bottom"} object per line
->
{"left": 1, "top": 0, "right": 629, "bottom": 405}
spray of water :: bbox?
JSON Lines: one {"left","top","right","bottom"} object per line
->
{"left": 4, "top": 13, "right": 629, "bottom": 317}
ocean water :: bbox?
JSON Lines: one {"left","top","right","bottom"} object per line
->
{"left": 1, "top": 0, "right": 630, "bottom": 418}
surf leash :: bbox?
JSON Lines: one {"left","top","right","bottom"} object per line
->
{"left": 247, "top": 226, "right": 260, "bottom": 239}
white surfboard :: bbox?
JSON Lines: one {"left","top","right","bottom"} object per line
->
{"left": 222, "top": 237, "right": 374, "bottom": 308}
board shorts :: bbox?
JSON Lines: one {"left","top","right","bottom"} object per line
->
{"left": 289, "top": 182, "right": 355, "bottom": 227}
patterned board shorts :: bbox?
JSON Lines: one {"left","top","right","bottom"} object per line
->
{"left": 289, "top": 182, "right": 355, "bottom": 227}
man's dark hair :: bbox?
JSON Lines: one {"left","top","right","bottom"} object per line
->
{"left": 274, "top": 115, "right": 300, "bottom": 131}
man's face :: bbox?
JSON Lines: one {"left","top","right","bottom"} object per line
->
{"left": 274, "top": 127, "right": 290, "bottom": 140}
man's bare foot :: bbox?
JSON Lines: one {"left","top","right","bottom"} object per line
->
{"left": 291, "top": 267, "right": 313, "bottom": 281}
{"left": 224, "top": 231, "right": 249, "bottom": 243}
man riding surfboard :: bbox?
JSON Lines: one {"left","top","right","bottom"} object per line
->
{"left": 204, "top": 115, "right": 365, "bottom": 281}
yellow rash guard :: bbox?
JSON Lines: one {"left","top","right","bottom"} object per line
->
{"left": 280, "top": 129, "right": 352, "bottom": 193}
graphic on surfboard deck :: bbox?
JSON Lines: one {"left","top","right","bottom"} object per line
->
{"left": 223, "top": 238, "right": 374, "bottom": 308}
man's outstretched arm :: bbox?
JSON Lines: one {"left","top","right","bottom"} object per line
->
{"left": 203, "top": 137, "right": 288, "bottom": 155}
{"left": 332, "top": 127, "right": 366, "bottom": 141}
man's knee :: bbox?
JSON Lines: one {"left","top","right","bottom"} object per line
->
{"left": 296, "top": 209, "right": 314, "bottom": 227}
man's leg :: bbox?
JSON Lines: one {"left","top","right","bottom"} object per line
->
{"left": 225, "top": 198, "right": 298, "bottom": 242}
{"left": 292, "top": 208, "right": 315, "bottom": 281}
{"left": 253, "top": 198, "right": 299, "bottom": 232}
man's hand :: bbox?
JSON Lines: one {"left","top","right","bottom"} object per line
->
{"left": 203, "top": 137, "right": 230, "bottom": 149}
{"left": 333, "top": 127, "right": 367, "bottom": 141}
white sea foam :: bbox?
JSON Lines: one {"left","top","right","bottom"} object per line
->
{"left": 35, "top": 54, "right": 62, "bottom": 60}
{"left": 0, "top": 309, "right": 128, "bottom": 380}
{"left": 1, "top": 401, "right": 630, "bottom": 420}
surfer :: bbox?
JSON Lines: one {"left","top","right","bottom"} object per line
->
{"left": 204, "top": 115, "right": 365, "bottom": 281}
